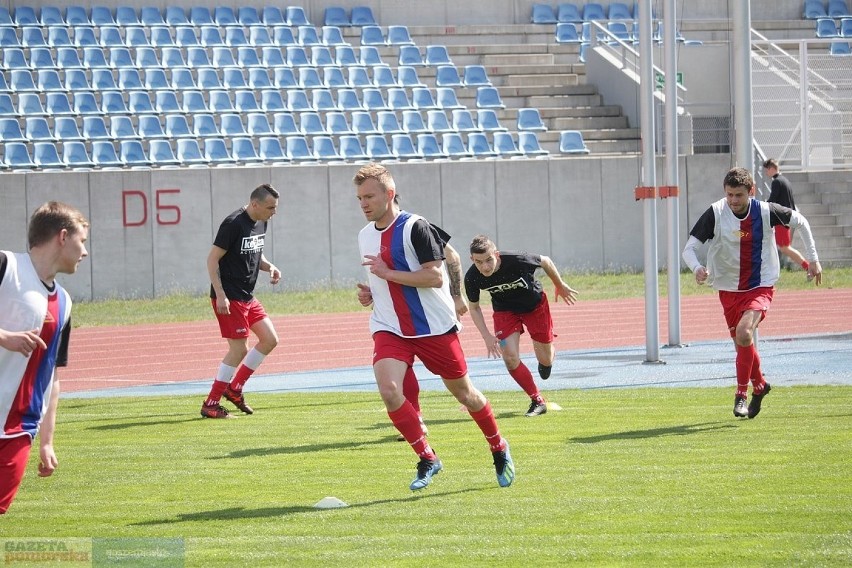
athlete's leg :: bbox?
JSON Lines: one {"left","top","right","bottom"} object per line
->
{"left": 499, "top": 331, "right": 543, "bottom": 401}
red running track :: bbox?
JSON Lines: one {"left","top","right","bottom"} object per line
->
{"left": 60, "top": 288, "right": 852, "bottom": 393}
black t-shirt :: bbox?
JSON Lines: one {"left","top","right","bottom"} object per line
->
{"left": 0, "top": 251, "right": 70, "bottom": 367}
{"left": 210, "top": 208, "right": 267, "bottom": 301}
{"left": 689, "top": 201, "right": 796, "bottom": 243}
{"left": 464, "top": 252, "right": 544, "bottom": 313}
{"left": 768, "top": 174, "right": 796, "bottom": 210}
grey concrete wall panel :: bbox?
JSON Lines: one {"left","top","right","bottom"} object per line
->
{"left": 148, "top": 168, "right": 213, "bottom": 296}
{"left": 548, "top": 157, "right": 605, "bottom": 271}
{"left": 439, "top": 161, "right": 498, "bottom": 259}
{"left": 0, "top": 174, "right": 28, "bottom": 253}
{"left": 26, "top": 172, "right": 92, "bottom": 300}
{"left": 269, "top": 164, "right": 333, "bottom": 288}
{"left": 598, "top": 156, "right": 647, "bottom": 270}
{"left": 88, "top": 170, "right": 154, "bottom": 299}
{"left": 328, "top": 163, "right": 365, "bottom": 283}
{"left": 390, "top": 161, "right": 443, "bottom": 225}
{"left": 494, "top": 159, "right": 551, "bottom": 255}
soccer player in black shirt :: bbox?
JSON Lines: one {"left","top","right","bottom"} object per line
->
{"left": 465, "top": 235, "right": 578, "bottom": 416}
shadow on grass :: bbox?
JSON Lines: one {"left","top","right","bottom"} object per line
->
{"left": 87, "top": 417, "right": 200, "bottom": 430}
{"left": 570, "top": 421, "right": 736, "bottom": 444}
{"left": 215, "top": 436, "right": 401, "bottom": 458}
{"left": 359, "top": 411, "right": 518, "bottom": 432}
{"left": 131, "top": 487, "right": 485, "bottom": 525}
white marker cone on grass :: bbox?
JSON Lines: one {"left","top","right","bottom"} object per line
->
{"left": 314, "top": 496, "right": 348, "bottom": 509}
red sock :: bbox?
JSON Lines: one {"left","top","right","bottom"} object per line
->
{"left": 204, "top": 380, "right": 229, "bottom": 406}
{"left": 735, "top": 344, "right": 755, "bottom": 398}
{"left": 508, "top": 363, "right": 541, "bottom": 400}
{"left": 469, "top": 401, "right": 506, "bottom": 452}
{"left": 750, "top": 348, "right": 767, "bottom": 394}
{"left": 402, "top": 366, "right": 420, "bottom": 414}
{"left": 228, "top": 365, "right": 254, "bottom": 393}
{"left": 388, "top": 401, "right": 434, "bottom": 459}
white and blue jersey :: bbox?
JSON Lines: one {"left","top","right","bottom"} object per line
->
{"left": 358, "top": 211, "right": 459, "bottom": 338}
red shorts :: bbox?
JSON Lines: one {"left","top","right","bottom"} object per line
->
{"left": 493, "top": 293, "right": 555, "bottom": 344}
{"left": 774, "top": 226, "right": 792, "bottom": 247}
{"left": 373, "top": 330, "right": 468, "bottom": 380}
{"left": 212, "top": 298, "right": 268, "bottom": 339}
{"left": 0, "top": 435, "right": 32, "bottom": 514}
{"left": 719, "top": 287, "right": 774, "bottom": 337}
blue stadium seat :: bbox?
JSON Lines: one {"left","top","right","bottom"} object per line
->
{"left": 262, "top": 7, "right": 285, "bottom": 26}
{"left": 34, "top": 47, "right": 61, "bottom": 68}
{"left": 299, "top": 111, "right": 325, "bottom": 135}
{"left": 145, "top": 69, "right": 169, "bottom": 91}
{"left": 273, "top": 68, "right": 297, "bottom": 89}
{"left": 72, "top": 92, "right": 99, "bottom": 115}
{"left": 225, "top": 26, "right": 249, "bottom": 47}
{"left": 559, "top": 130, "right": 590, "bottom": 154}
{"left": 518, "top": 131, "right": 549, "bottom": 156}
{"left": 189, "top": 6, "right": 213, "bottom": 26}
{"left": 531, "top": 4, "right": 558, "bottom": 24}
{"left": 263, "top": 47, "right": 287, "bottom": 68}
{"left": 463, "top": 65, "right": 492, "bottom": 87}
{"left": 830, "top": 40, "right": 852, "bottom": 54}
{"left": 73, "top": 26, "right": 97, "bottom": 47}
{"left": 323, "top": 66, "right": 347, "bottom": 88}
{"left": 82, "top": 115, "right": 111, "bottom": 140}
{"left": 0, "top": 73, "right": 7, "bottom": 92}
{"left": 249, "top": 68, "right": 273, "bottom": 89}
{"left": 609, "top": 2, "right": 633, "bottom": 20}
{"left": 140, "top": 6, "right": 164, "bottom": 25}
{"left": 286, "top": 46, "right": 311, "bottom": 67}
{"left": 3, "top": 47, "right": 28, "bottom": 69}
{"left": 261, "top": 89, "right": 287, "bottom": 112}
{"left": 246, "top": 113, "right": 274, "bottom": 136}
{"left": 186, "top": 47, "right": 213, "bottom": 68}
{"left": 14, "top": 6, "right": 37, "bottom": 26}
{"left": 182, "top": 91, "right": 209, "bottom": 114}
{"left": 312, "top": 46, "right": 335, "bottom": 66}
{"left": 192, "top": 114, "right": 220, "bottom": 137}
{"left": 442, "top": 133, "right": 472, "bottom": 158}
{"left": 135, "top": 47, "right": 163, "bottom": 68}
{"left": 221, "top": 114, "right": 247, "bottom": 136}
{"left": 3, "top": 142, "right": 36, "bottom": 169}
{"left": 362, "top": 88, "right": 389, "bottom": 110}
{"left": 360, "top": 46, "right": 384, "bottom": 66}
{"left": 803, "top": 1, "right": 826, "bottom": 18}
{"left": 352, "top": 110, "right": 379, "bottom": 133}
{"left": 312, "top": 89, "right": 337, "bottom": 111}
{"left": 165, "top": 7, "right": 188, "bottom": 26}
{"left": 155, "top": 91, "right": 181, "bottom": 114}
{"left": 91, "top": 140, "right": 123, "bottom": 167}
{"left": 366, "top": 134, "right": 395, "bottom": 160}
{"left": 259, "top": 137, "right": 287, "bottom": 162}
{"left": 322, "top": 25, "right": 346, "bottom": 46}
{"left": 326, "top": 111, "right": 353, "bottom": 134}
{"left": 398, "top": 45, "right": 424, "bottom": 66}
{"left": 21, "top": 26, "right": 46, "bottom": 47}
{"left": 150, "top": 26, "right": 174, "bottom": 47}
{"left": 212, "top": 46, "right": 237, "bottom": 67}
{"left": 436, "top": 87, "right": 463, "bottom": 109}
{"left": 451, "top": 109, "right": 480, "bottom": 132}
{"left": 829, "top": 0, "right": 851, "bottom": 18}
{"left": 115, "top": 6, "right": 140, "bottom": 26}
{"left": 0, "top": 94, "right": 17, "bottom": 117}
{"left": 351, "top": 6, "right": 377, "bottom": 26}
{"left": 325, "top": 7, "right": 350, "bottom": 27}
{"left": 273, "top": 113, "right": 299, "bottom": 135}
{"left": 387, "top": 25, "right": 414, "bottom": 45}
{"left": 137, "top": 114, "right": 165, "bottom": 138}
{"left": 286, "top": 135, "right": 316, "bottom": 161}
{"left": 53, "top": 116, "right": 83, "bottom": 140}
{"left": 238, "top": 6, "right": 261, "bottom": 27}
{"left": 18, "top": 93, "right": 47, "bottom": 116}
{"left": 200, "top": 26, "right": 224, "bottom": 47}
{"left": 0, "top": 117, "right": 26, "bottom": 141}
{"left": 556, "top": 3, "right": 582, "bottom": 22}
{"left": 25, "top": 117, "right": 55, "bottom": 141}
{"left": 402, "top": 110, "right": 428, "bottom": 133}
{"left": 417, "top": 133, "right": 446, "bottom": 158}
{"left": 435, "top": 65, "right": 463, "bottom": 87}
{"left": 176, "top": 138, "right": 209, "bottom": 165}
{"left": 412, "top": 87, "right": 438, "bottom": 110}
{"left": 477, "top": 109, "right": 508, "bottom": 131}
{"left": 286, "top": 6, "right": 310, "bottom": 26}
{"left": 372, "top": 65, "right": 398, "bottom": 87}
{"left": 33, "top": 142, "right": 64, "bottom": 168}
{"left": 170, "top": 68, "right": 198, "bottom": 91}
{"left": 174, "top": 26, "right": 199, "bottom": 47}
{"left": 272, "top": 26, "right": 296, "bottom": 46}
{"left": 816, "top": 18, "right": 839, "bottom": 37}
{"left": 164, "top": 114, "right": 193, "bottom": 138}
{"left": 337, "top": 88, "right": 363, "bottom": 110}
{"left": 312, "top": 135, "right": 340, "bottom": 160}
{"left": 493, "top": 132, "right": 523, "bottom": 157}
{"left": 223, "top": 67, "right": 247, "bottom": 89}
{"left": 0, "top": 27, "right": 19, "bottom": 47}
{"left": 425, "top": 45, "right": 453, "bottom": 65}
{"left": 110, "top": 115, "right": 139, "bottom": 139}
{"left": 250, "top": 27, "right": 273, "bottom": 46}
{"left": 235, "top": 46, "right": 261, "bottom": 67}
{"left": 231, "top": 137, "right": 262, "bottom": 162}
{"left": 0, "top": 6, "right": 11, "bottom": 26}
{"left": 39, "top": 7, "right": 63, "bottom": 26}
{"left": 391, "top": 133, "right": 419, "bottom": 159}
{"left": 339, "top": 134, "right": 368, "bottom": 160}
{"left": 583, "top": 2, "right": 606, "bottom": 20}
{"left": 10, "top": 70, "right": 37, "bottom": 92}
{"left": 476, "top": 87, "right": 506, "bottom": 109}
{"left": 376, "top": 111, "right": 403, "bottom": 134}
{"left": 90, "top": 6, "right": 115, "bottom": 26}
{"left": 427, "top": 110, "right": 453, "bottom": 132}
{"left": 207, "top": 90, "right": 233, "bottom": 113}
{"left": 83, "top": 46, "right": 110, "bottom": 69}
{"left": 120, "top": 139, "right": 151, "bottom": 167}
{"left": 517, "top": 108, "right": 547, "bottom": 131}
{"left": 214, "top": 6, "right": 237, "bottom": 26}
{"left": 125, "top": 26, "right": 149, "bottom": 47}
{"left": 388, "top": 88, "right": 414, "bottom": 110}
{"left": 556, "top": 22, "right": 581, "bottom": 43}
{"left": 336, "top": 45, "right": 359, "bottom": 66}
{"left": 128, "top": 92, "right": 154, "bottom": 114}
{"left": 298, "top": 26, "right": 322, "bottom": 46}
{"left": 287, "top": 89, "right": 312, "bottom": 112}
{"left": 347, "top": 65, "right": 372, "bottom": 88}
{"left": 63, "top": 141, "right": 95, "bottom": 168}
{"left": 842, "top": 18, "right": 852, "bottom": 36}
{"left": 204, "top": 138, "right": 236, "bottom": 164}
{"left": 149, "top": 139, "right": 180, "bottom": 165}
{"left": 47, "top": 26, "right": 72, "bottom": 47}
{"left": 467, "top": 132, "right": 497, "bottom": 157}
{"left": 65, "top": 6, "right": 90, "bottom": 26}
{"left": 118, "top": 68, "right": 145, "bottom": 91}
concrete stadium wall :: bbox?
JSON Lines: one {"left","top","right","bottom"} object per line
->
{"left": 2, "top": 1, "right": 815, "bottom": 26}
{"left": 0, "top": 155, "right": 732, "bottom": 301}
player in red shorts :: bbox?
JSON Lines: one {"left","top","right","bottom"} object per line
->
{"left": 201, "top": 184, "right": 281, "bottom": 418}
{"left": 465, "top": 235, "right": 578, "bottom": 417}
{"left": 763, "top": 158, "right": 810, "bottom": 275}
{"left": 355, "top": 163, "right": 514, "bottom": 491}
{"left": 683, "top": 167, "right": 822, "bottom": 419}
{"left": 0, "top": 202, "right": 89, "bottom": 514}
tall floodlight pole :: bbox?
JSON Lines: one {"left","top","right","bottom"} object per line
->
{"left": 663, "top": 0, "right": 682, "bottom": 346}
{"left": 733, "top": 0, "right": 754, "bottom": 169}
{"left": 638, "top": 0, "right": 660, "bottom": 362}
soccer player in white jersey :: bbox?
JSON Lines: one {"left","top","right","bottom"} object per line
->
{"left": 682, "top": 167, "right": 822, "bottom": 419}
{"left": 0, "top": 202, "right": 89, "bottom": 514}
{"left": 355, "top": 163, "right": 515, "bottom": 490}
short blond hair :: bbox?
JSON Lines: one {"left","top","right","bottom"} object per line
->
{"left": 28, "top": 201, "right": 89, "bottom": 249}
{"left": 353, "top": 163, "right": 395, "bottom": 191}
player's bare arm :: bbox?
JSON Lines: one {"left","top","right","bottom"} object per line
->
{"left": 260, "top": 254, "right": 281, "bottom": 284}
{"left": 469, "top": 301, "right": 502, "bottom": 358}
{"left": 540, "top": 256, "right": 578, "bottom": 305}
{"left": 356, "top": 282, "right": 374, "bottom": 307}
{"left": 0, "top": 328, "right": 47, "bottom": 356}
{"left": 362, "top": 256, "right": 444, "bottom": 288}
{"left": 444, "top": 243, "right": 469, "bottom": 317}
{"left": 207, "top": 245, "right": 230, "bottom": 314}
{"left": 38, "top": 379, "right": 60, "bottom": 477}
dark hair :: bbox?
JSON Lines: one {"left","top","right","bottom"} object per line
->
{"left": 250, "top": 183, "right": 279, "bottom": 202}
{"left": 469, "top": 234, "right": 496, "bottom": 255}
{"left": 28, "top": 201, "right": 89, "bottom": 249}
{"left": 723, "top": 167, "right": 754, "bottom": 190}
{"left": 762, "top": 158, "right": 779, "bottom": 170}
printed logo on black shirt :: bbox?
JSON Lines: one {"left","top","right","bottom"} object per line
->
{"left": 484, "top": 277, "right": 529, "bottom": 295}
{"left": 241, "top": 234, "right": 265, "bottom": 254}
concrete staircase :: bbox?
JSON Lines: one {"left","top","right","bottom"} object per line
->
{"left": 784, "top": 170, "right": 852, "bottom": 266}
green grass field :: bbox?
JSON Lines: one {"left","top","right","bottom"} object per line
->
{"left": 9, "top": 388, "right": 852, "bottom": 566}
